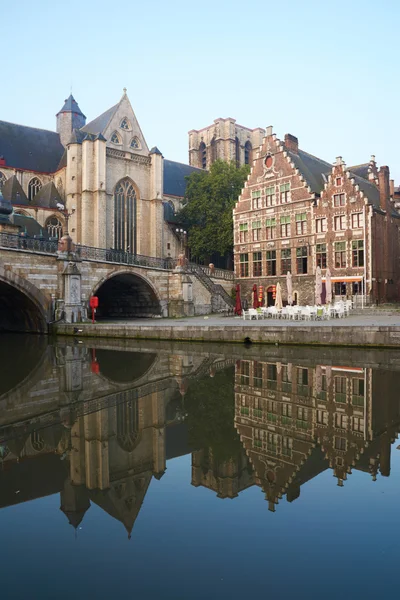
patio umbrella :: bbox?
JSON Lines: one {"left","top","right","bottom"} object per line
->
{"left": 258, "top": 285, "right": 264, "bottom": 307}
{"left": 275, "top": 281, "right": 283, "bottom": 310}
{"left": 234, "top": 284, "right": 242, "bottom": 316}
{"left": 252, "top": 284, "right": 259, "bottom": 309}
{"left": 286, "top": 271, "right": 293, "bottom": 306}
{"left": 325, "top": 268, "right": 332, "bottom": 304}
{"left": 315, "top": 266, "right": 322, "bottom": 305}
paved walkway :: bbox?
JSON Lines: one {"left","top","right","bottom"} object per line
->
{"left": 99, "top": 313, "right": 400, "bottom": 328}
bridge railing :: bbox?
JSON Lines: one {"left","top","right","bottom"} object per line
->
{"left": 0, "top": 232, "right": 58, "bottom": 254}
{"left": 0, "top": 232, "right": 235, "bottom": 280}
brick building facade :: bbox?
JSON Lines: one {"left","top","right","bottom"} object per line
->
{"left": 234, "top": 127, "right": 400, "bottom": 305}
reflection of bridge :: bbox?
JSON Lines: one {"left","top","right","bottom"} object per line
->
{"left": 0, "top": 232, "right": 233, "bottom": 332}
{"left": 1, "top": 340, "right": 400, "bottom": 535}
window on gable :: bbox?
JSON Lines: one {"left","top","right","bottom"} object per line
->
{"left": 120, "top": 118, "right": 132, "bottom": 130}
{"left": 280, "top": 182, "right": 291, "bottom": 203}
{"left": 111, "top": 131, "right": 122, "bottom": 144}
{"left": 316, "top": 217, "right": 327, "bottom": 233}
{"left": 130, "top": 137, "right": 140, "bottom": 150}
{"left": 334, "top": 193, "right": 346, "bottom": 207}
{"left": 351, "top": 213, "right": 364, "bottom": 229}
{"left": 265, "top": 185, "right": 276, "bottom": 206}
{"left": 251, "top": 190, "right": 262, "bottom": 209}
{"left": 239, "top": 222, "right": 248, "bottom": 243}
{"left": 0, "top": 171, "right": 6, "bottom": 191}
{"left": 28, "top": 177, "right": 42, "bottom": 202}
{"left": 334, "top": 215, "right": 346, "bottom": 230}
{"left": 336, "top": 177, "right": 343, "bottom": 186}
{"left": 252, "top": 220, "right": 262, "bottom": 241}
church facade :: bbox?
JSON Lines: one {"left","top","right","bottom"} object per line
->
{"left": 0, "top": 91, "right": 201, "bottom": 259}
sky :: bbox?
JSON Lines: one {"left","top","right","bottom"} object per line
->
{"left": 2, "top": 0, "right": 399, "bottom": 181}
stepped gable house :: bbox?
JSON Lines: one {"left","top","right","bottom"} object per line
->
{"left": 0, "top": 91, "right": 201, "bottom": 258}
{"left": 234, "top": 127, "right": 400, "bottom": 305}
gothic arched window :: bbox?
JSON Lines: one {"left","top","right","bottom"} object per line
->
{"left": 235, "top": 137, "right": 240, "bottom": 167}
{"left": 120, "top": 118, "right": 131, "bottom": 131}
{"left": 28, "top": 177, "right": 42, "bottom": 201}
{"left": 245, "top": 141, "right": 252, "bottom": 165}
{"left": 46, "top": 215, "right": 63, "bottom": 239}
{"left": 199, "top": 142, "right": 206, "bottom": 169}
{"left": 117, "top": 399, "right": 139, "bottom": 452}
{"left": 111, "top": 131, "right": 122, "bottom": 144}
{"left": 0, "top": 171, "right": 6, "bottom": 191}
{"left": 130, "top": 137, "right": 140, "bottom": 150}
{"left": 114, "top": 178, "right": 137, "bottom": 252}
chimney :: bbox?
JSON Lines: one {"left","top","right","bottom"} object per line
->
{"left": 390, "top": 179, "right": 395, "bottom": 197}
{"left": 284, "top": 134, "right": 298, "bottom": 154}
{"left": 378, "top": 166, "right": 390, "bottom": 209}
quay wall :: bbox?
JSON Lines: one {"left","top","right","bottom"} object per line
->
{"left": 53, "top": 323, "right": 400, "bottom": 349}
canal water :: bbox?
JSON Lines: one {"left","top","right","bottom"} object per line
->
{"left": 1, "top": 335, "right": 400, "bottom": 599}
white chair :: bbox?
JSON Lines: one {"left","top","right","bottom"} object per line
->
{"left": 248, "top": 308, "right": 259, "bottom": 320}
{"left": 300, "top": 306, "right": 311, "bottom": 321}
{"left": 281, "top": 307, "right": 289, "bottom": 319}
{"left": 309, "top": 306, "right": 318, "bottom": 320}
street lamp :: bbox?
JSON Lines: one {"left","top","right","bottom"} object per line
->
{"left": 175, "top": 228, "right": 187, "bottom": 255}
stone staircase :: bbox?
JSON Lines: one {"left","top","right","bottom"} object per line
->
{"left": 187, "top": 263, "right": 234, "bottom": 312}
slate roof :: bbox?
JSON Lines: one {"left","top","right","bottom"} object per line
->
{"left": 2, "top": 175, "right": 29, "bottom": 206}
{"left": 163, "top": 159, "right": 203, "bottom": 197}
{"left": 348, "top": 163, "right": 370, "bottom": 180}
{"left": 348, "top": 171, "right": 381, "bottom": 208}
{"left": 0, "top": 121, "right": 64, "bottom": 173}
{"left": 286, "top": 148, "right": 332, "bottom": 195}
{"left": 10, "top": 213, "right": 49, "bottom": 238}
{"left": 56, "top": 94, "right": 86, "bottom": 118}
{"left": 81, "top": 104, "right": 118, "bottom": 135}
{"left": 31, "top": 181, "right": 64, "bottom": 209}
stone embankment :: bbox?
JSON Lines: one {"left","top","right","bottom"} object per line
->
{"left": 53, "top": 314, "right": 400, "bottom": 348}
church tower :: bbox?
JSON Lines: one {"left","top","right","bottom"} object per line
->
{"left": 56, "top": 94, "right": 86, "bottom": 147}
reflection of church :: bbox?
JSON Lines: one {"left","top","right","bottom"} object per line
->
{"left": 0, "top": 91, "right": 201, "bottom": 258}
{"left": 234, "top": 358, "right": 400, "bottom": 510}
{"left": 1, "top": 340, "right": 400, "bottom": 530}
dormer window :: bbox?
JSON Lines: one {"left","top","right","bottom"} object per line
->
{"left": 130, "top": 137, "right": 141, "bottom": 150}
{"left": 111, "top": 131, "right": 122, "bottom": 145}
{"left": 120, "top": 118, "right": 131, "bottom": 131}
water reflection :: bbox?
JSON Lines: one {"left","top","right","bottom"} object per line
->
{"left": 1, "top": 338, "right": 400, "bottom": 537}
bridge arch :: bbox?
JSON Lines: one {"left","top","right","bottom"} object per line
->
{"left": 92, "top": 269, "right": 162, "bottom": 319}
{"left": 0, "top": 265, "right": 48, "bottom": 333}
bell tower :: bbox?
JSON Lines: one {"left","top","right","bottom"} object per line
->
{"left": 56, "top": 94, "right": 86, "bottom": 147}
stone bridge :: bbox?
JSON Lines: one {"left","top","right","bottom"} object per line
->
{"left": 0, "top": 233, "right": 234, "bottom": 332}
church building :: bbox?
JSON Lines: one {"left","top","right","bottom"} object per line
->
{"left": 0, "top": 91, "right": 201, "bottom": 259}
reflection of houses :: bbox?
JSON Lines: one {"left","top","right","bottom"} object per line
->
{"left": 234, "top": 358, "right": 400, "bottom": 510}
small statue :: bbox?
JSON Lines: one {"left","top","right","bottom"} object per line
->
{"left": 209, "top": 263, "right": 215, "bottom": 275}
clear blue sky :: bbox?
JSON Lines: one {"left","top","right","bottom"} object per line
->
{"left": 2, "top": 0, "right": 399, "bottom": 181}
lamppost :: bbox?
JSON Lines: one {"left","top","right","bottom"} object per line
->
{"left": 175, "top": 228, "right": 187, "bottom": 257}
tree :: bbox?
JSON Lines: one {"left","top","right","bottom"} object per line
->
{"left": 178, "top": 160, "right": 250, "bottom": 265}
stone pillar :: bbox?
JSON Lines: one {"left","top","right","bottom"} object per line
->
{"left": 57, "top": 238, "right": 87, "bottom": 323}
{"left": 168, "top": 269, "right": 194, "bottom": 317}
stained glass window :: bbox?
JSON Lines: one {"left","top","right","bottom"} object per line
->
{"left": 111, "top": 131, "right": 121, "bottom": 144}
{"left": 130, "top": 137, "right": 140, "bottom": 149}
{"left": 120, "top": 118, "right": 131, "bottom": 130}
{"left": 28, "top": 177, "right": 42, "bottom": 201}
{"left": 114, "top": 178, "right": 137, "bottom": 252}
